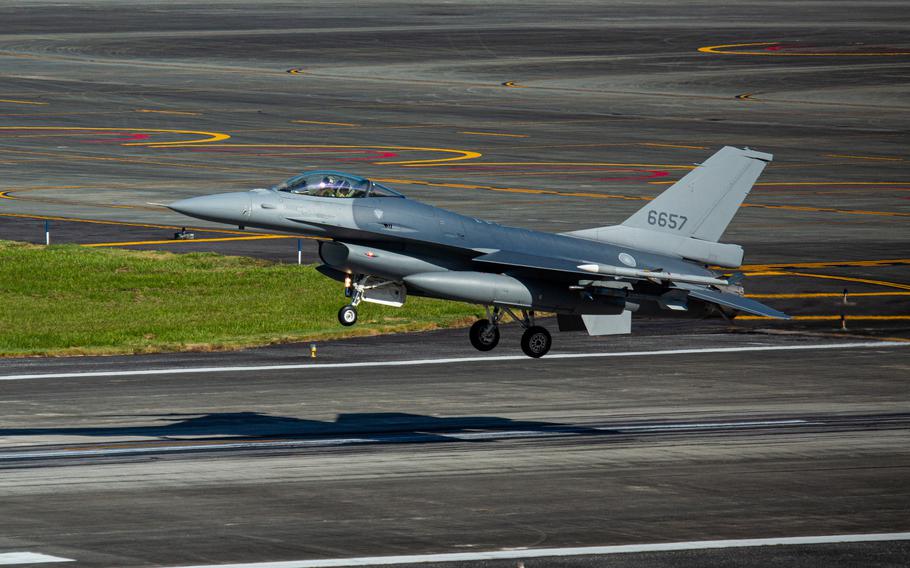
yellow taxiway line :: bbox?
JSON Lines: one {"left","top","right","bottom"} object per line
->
{"left": 699, "top": 42, "right": 910, "bottom": 56}
{"left": 748, "top": 292, "right": 910, "bottom": 299}
{"left": 292, "top": 119, "right": 360, "bottom": 127}
{"left": 0, "top": 126, "right": 230, "bottom": 146}
{"left": 82, "top": 235, "right": 303, "bottom": 247}
{"left": 0, "top": 98, "right": 48, "bottom": 105}
{"left": 459, "top": 131, "right": 528, "bottom": 138}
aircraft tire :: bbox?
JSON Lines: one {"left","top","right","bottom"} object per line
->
{"left": 520, "top": 326, "right": 552, "bottom": 358}
{"left": 338, "top": 305, "right": 358, "bottom": 326}
{"left": 469, "top": 319, "right": 500, "bottom": 351}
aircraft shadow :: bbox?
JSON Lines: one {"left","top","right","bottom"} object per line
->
{"left": 0, "top": 412, "right": 605, "bottom": 445}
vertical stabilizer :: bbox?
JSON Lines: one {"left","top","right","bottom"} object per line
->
{"left": 621, "top": 146, "right": 772, "bottom": 242}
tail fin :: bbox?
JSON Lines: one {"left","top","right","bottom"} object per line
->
{"left": 622, "top": 146, "right": 772, "bottom": 242}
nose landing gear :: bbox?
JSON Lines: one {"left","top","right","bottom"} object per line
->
{"left": 468, "top": 306, "right": 552, "bottom": 358}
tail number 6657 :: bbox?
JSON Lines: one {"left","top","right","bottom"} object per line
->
{"left": 647, "top": 210, "right": 687, "bottom": 230}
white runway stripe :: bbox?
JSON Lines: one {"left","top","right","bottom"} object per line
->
{"left": 0, "top": 552, "right": 74, "bottom": 565}
{"left": 162, "top": 532, "right": 910, "bottom": 567}
{"left": 1, "top": 341, "right": 906, "bottom": 382}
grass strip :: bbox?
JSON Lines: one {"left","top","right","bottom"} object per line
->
{"left": 0, "top": 240, "right": 480, "bottom": 357}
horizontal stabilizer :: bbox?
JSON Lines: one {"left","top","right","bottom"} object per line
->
{"left": 686, "top": 288, "right": 790, "bottom": 319}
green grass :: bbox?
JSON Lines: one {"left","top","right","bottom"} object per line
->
{"left": 0, "top": 240, "right": 480, "bottom": 357}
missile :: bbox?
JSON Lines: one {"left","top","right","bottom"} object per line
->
{"left": 576, "top": 263, "right": 729, "bottom": 287}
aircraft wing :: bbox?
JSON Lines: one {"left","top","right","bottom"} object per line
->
{"left": 473, "top": 250, "right": 789, "bottom": 319}
{"left": 681, "top": 286, "right": 791, "bottom": 319}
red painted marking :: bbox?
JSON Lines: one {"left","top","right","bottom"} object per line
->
{"left": 82, "top": 133, "right": 151, "bottom": 143}
{"left": 765, "top": 45, "right": 783, "bottom": 51}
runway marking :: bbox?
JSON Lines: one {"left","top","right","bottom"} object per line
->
{"left": 459, "top": 131, "right": 528, "bottom": 138}
{"left": 501, "top": 81, "right": 526, "bottom": 88}
{"left": 135, "top": 109, "right": 202, "bottom": 116}
{"left": 825, "top": 153, "right": 904, "bottom": 162}
{"left": 0, "top": 126, "right": 230, "bottom": 146}
{"left": 292, "top": 120, "right": 359, "bottom": 127}
{"left": 159, "top": 532, "right": 910, "bottom": 567}
{"left": 0, "top": 552, "right": 73, "bottom": 565}
{"left": 748, "top": 292, "right": 910, "bottom": 299}
{"left": 0, "top": 98, "right": 48, "bottom": 106}
{"left": 1, "top": 342, "right": 906, "bottom": 381}
{"left": 195, "top": 144, "right": 481, "bottom": 166}
{"left": 82, "top": 235, "right": 302, "bottom": 247}
{"left": 738, "top": 315, "right": 910, "bottom": 321}
{"left": 742, "top": 258, "right": 910, "bottom": 270}
{"left": 735, "top": 93, "right": 754, "bottom": 100}
{"left": 698, "top": 41, "right": 910, "bottom": 56}
{"left": 748, "top": 271, "right": 910, "bottom": 291}
{"left": 0, "top": 212, "right": 255, "bottom": 236}
{"left": 639, "top": 142, "right": 707, "bottom": 150}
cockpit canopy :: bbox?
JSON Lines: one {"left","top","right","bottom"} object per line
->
{"left": 273, "top": 171, "right": 405, "bottom": 199}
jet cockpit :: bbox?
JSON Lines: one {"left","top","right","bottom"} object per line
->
{"left": 273, "top": 171, "right": 405, "bottom": 199}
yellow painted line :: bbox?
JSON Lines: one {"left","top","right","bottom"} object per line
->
{"left": 0, "top": 126, "right": 230, "bottom": 146}
{"left": 738, "top": 315, "right": 910, "bottom": 321}
{"left": 0, "top": 212, "right": 253, "bottom": 235}
{"left": 424, "top": 161, "right": 693, "bottom": 169}
{"left": 135, "top": 109, "right": 202, "bottom": 116}
{"left": 639, "top": 143, "right": 708, "bottom": 150}
{"left": 649, "top": 181, "right": 910, "bottom": 187}
{"left": 287, "top": 68, "right": 306, "bottom": 74}
{"left": 824, "top": 154, "right": 904, "bottom": 161}
{"left": 459, "top": 131, "right": 528, "bottom": 138}
{"left": 0, "top": 191, "right": 13, "bottom": 200}
{"left": 292, "top": 120, "right": 359, "bottom": 127}
{"left": 83, "top": 235, "right": 302, "bottom": 247}
{"left": 741, "top": 203, "right": 910, "bottom": 218}
{"left": 735, "top": 93, "right": 754, "bottom": 100}
{"left": 0, "top": 98, "right": 48, "bottom": 105}
{"left": 698, "top": 42, "right": 910, "bottom": 56}
{"left": 502, "top": 81, "right": 526, "bottom": 88}
{"left": 747, "top": 292, "right": 910, "bottom": 299}
{"left": 745, "top": 270, "right": 910, "bottom": 291}
{"left": 199, "top": 144, "right": 482, "bottom": 166}
{"left": 742, "top": 259, "right": 910, "bottom": 270}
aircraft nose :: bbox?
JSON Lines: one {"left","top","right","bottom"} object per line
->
{"left": 168, "top": 192, "right": 251, "bottom": 222}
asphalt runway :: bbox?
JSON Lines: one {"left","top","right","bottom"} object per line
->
{"left": 1, "top": 1, "right": 909, "bottom": 566}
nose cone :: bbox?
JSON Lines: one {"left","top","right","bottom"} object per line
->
{"left": 168, "top": 192, "right": 252, "bottom": 223}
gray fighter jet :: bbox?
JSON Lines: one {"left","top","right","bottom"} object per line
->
{"left": 169, "top": 146, "right": 788, "bottom": 357}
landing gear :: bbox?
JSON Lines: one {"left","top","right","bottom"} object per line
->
{"left": 469, "top": 319, "right": 500, "bottom": 351}
{"left": 338, "top": 305, "right": 358, "bottom": 326}
{"left": 520, "top": 326, "right": 552, "bottom": 358}
{"left": 470, "top": 306, "right": 552, "bottom": 358}
{"left": 338, "top": 274, "right": 366, "bottom": 327}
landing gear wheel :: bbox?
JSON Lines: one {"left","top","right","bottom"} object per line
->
{"left": 469, "top": 319, "right": 500, "bottom": 351}
{"left": 338, "top": 305, "right": 358, "bottom": 326}
{"left": 520, "top": 326, "right": 552, "bottom": 358}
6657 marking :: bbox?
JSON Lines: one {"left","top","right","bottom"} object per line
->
{"left": 647, "top": 210, "right": 687, "bottom": 230}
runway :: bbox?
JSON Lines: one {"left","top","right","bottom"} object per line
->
{"left": 1, "top": 0, "right": 909, "bottom": 566}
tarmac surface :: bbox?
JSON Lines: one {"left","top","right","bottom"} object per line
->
{"left": 1, "top": 1, "right": 909, "bottom": 566}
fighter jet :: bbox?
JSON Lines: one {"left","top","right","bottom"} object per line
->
{"left": 169, "top": 146, "right": 788, "bottom": 358}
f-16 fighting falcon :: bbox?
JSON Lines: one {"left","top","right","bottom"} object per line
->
{"left": 169, "top": 146, "right": 788, "bottom": 358}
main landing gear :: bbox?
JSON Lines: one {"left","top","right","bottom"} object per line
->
{"left": 469, "top": 306, "right": 552, "bottom": 358}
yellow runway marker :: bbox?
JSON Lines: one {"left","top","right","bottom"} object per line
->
{"left": 0, "top": 126, "right": 230, "bottom": 147}
{"left": 502, "top": 81, "right": 526, "bottom": 88}
{"left": 291, "top": 120, "right": 359, "bottom": 127}
{"left": 738, "top": 315, "right": 910, "bottom": 321}
{"left": 0, "top": 98, "right": 48, "bottom": 105}
{"left": 199, "top": 144, "right": 482, "bottom": 166}
{"left": 639, "top": 143, "right": 707, "bottom": 150}
{"left": 698, "top": 42, "right": 910, "bottom": 56}
{"left": 747, "top": 292, "right": 910, "bottom": 299}
{"left": 824, "top": 154, "right": 904, "bottom": 162}
{"left": 742, "top": 259, "right": 910, "bottom": 271}
{"left": 0, "top": 213, "right": 253, "bottom": 235}
{"left": 83, "top": 235, "right": 303, "bottom": 247}
{"left": 0, "top": 191, "right": 13, "bottom": 200}
{"left": 745, "top": 270, "right": 910, "bottom": 291}
{"left": 459, "top": 131, "right": 528, "bottom": 138}
{"left": 135, "top": 109, "right": 202, "bottom": 116}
